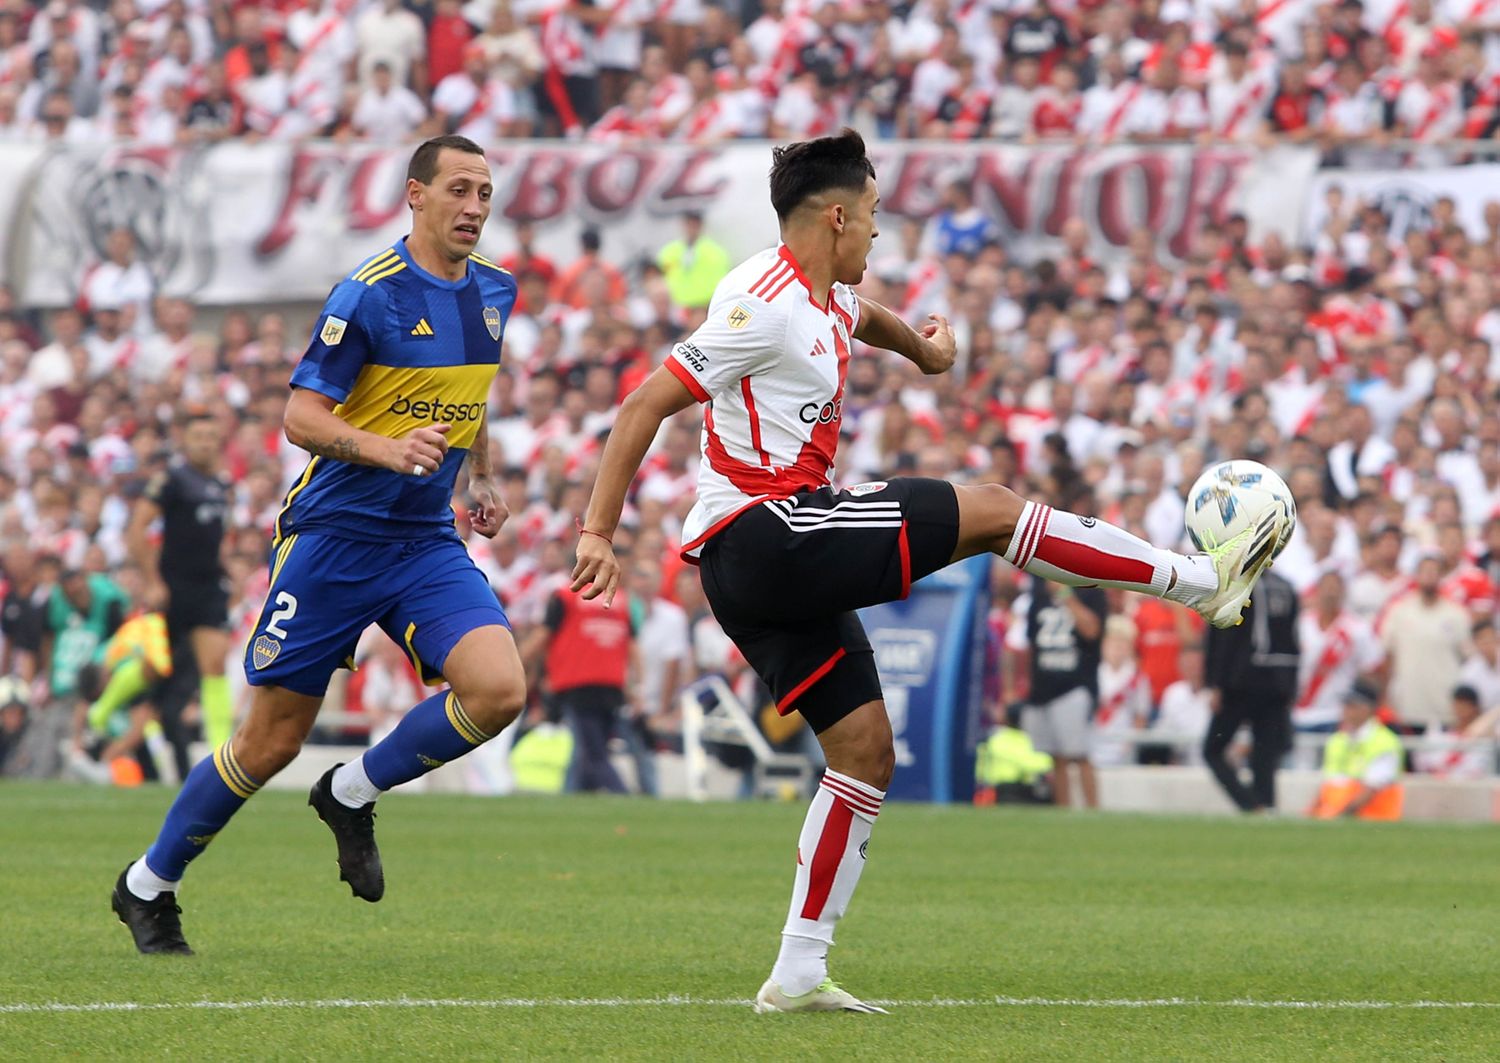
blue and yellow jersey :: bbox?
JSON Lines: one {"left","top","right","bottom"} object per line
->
{"left": 278, "top": 238, "right": 517, "bottom": 544}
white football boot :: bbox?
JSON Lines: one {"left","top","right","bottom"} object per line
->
{"left": 1193, "top": 500, "right": 1292, "bottom": 629}
{"left": 754, "top": 978, "right": 890, "bottom": 1014}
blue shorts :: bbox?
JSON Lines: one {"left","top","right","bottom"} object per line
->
{"left": 244, "top": 532, "right": 510, "bottom": 697}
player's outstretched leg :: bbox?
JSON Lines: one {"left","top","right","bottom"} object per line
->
{"left": 952, "top": 484, "right": 1289, "bottom": 629}
{"left": 756, "top": 702, "right": 890, "bottom": 1015}
{"left": 113, "top": 685, "right": 323, "bottom": 954}
{"left": 315, "top": 625, "right": 525, "bottom": 901}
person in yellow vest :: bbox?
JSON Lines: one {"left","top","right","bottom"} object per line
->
{"left": 656, "top": 212, "right": 733, "bottom": 311}
{"left": 975, "top": 707, "right": 1055, "bottom": 806}
{"left": 1308, "top": 680, "right": 1405, "bottom": 820}
{"left": 75, "top": 612, "right": 177, "bottom": 785}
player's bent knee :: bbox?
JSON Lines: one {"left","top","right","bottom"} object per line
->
{"left": 456, "top": 677, "right": 526, "bottom": 736}
{"left": 235, "top": 729, "right": 304, "bottom": 780}
{"left": 955, "top": 483, "right": 1023, "bottom": 550}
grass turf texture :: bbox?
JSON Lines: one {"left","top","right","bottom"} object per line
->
{"left": 1, "top": 783, "right": 1496, "bottom": 1060}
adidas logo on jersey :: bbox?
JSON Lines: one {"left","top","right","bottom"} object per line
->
{"left": 808, "top": 338, "right": 828, "bottom": 358}
{"left": 410, "top": 319, "right": 434, "bottom": 336}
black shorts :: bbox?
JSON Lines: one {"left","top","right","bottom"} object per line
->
{"left": 698, "top": 477, "right": 960, "bottom": 734}
{"left": 165, "top": 578, "right": 230, "bottom": 639}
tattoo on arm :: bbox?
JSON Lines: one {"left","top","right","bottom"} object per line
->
{"left": 468, "top": 419, "right": 492, "bottom": 479}
{"left": 308, "top": 436, "right": 361, "bottom": 462}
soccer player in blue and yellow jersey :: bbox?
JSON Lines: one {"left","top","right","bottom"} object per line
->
{"left": 112, "top": 135, "right": 526, "bottom": 955}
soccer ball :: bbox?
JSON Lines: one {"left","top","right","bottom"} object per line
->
{"left": 1184, "top": 459, "right": 1297, "bottom": 558}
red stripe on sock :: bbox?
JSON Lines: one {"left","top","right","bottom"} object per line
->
{"left": 1013, "top": 504, "right": 1042, "bottom": 568}
{"left": 821, "top": 777, "right": 882, "bottom": 817}
{"left": 800, "top": 796, "right": 855, "bottom": 920}
{"left": 1032, "top": 531, "right": 1155, "bottom": 587}
{"left": 1026, "top": 506, "right": 1053, "bottom": 567}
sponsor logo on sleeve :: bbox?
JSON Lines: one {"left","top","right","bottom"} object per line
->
{"left": 726, "top": 304, "right": 753, "bottom": 329}
{"left": 675, "top": 341, "right": 708, "bottom": 373}
{"left": 320, "top": 316, "right": 347, "bottom": 346}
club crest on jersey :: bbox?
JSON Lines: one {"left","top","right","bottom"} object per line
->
{"left": 320, "top": 316, "right": 347, "bottom": 346}
{"left": 848, "top": 481, "right": 888, "bottom": 496}
{"left": 727, "top": 304, "right": 754, "bottom": 329}
{"left": 483, "top": 306, "right": 502, "bottom": 340}
{"left": 252, "top": 635, "right": 281, "bottom": 670}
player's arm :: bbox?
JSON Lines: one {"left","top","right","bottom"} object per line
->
{"left": 571, "top": 369, "right": 698, "bottom": 605}
{"left": 853, "top": 295, "right": 956, "bottom": 375}
{"left": 284, "top": 388, "right": 450, "bottom": 474}
{"left": 464, "top": 416, "right": 506, "bottom": 538}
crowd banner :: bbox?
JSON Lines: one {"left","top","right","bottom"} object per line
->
{"left": 860, "top": 553, "right": 990, "bottom": 805}
{"left": 1302, "top": 163, "right": 1500, "bottom": 244}
{"left": 0, "top": 141, "right": 1317, "bottom": 308}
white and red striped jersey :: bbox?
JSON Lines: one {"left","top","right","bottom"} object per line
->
{"left": 664, "top": 245, "right": 863, "bottom": 558}
{"left": 1295, "top": 611, "right": 1383, "bottom": 728}
{"left": 1091, "top": 661, "right": 1150, "bottom": 767}
{"left": 1208, "top": 69, "right": 1274, "bottom": 140}
{"left": 1396, "top": 78, "right": 1463, "bottom": 140}
{"left": 647, "top": 73, "right": 693, "bottom": 133}
{"left": 431, "top": 73, "right": 516, "bottom": 143}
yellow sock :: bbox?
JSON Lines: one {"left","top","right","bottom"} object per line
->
{"left": 87, "top": 657, "right": 149, "bottom": 733}
{"left": 200, "top": 675, "right": 233, "bottom": 746}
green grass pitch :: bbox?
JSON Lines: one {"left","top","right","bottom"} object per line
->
{"left": 2, "top": 781, "right": 1497, "bottom": 1060}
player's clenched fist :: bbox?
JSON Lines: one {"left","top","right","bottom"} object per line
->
{"left": 919, "top": 313, "right": 957, "bottom": 374}
{"left": 390, "top": 423, "right": 451, "bottom": 476}
{"left": 570, "top": 532, "right": 620, "bottom": 607}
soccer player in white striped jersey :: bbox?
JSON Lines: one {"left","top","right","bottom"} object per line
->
{"left": 572, "top": 129, "right": 1289, "bottom": 1013}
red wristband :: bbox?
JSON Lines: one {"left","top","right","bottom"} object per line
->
{"left": 576, "top": 519, "right": 612, "bottom": 546}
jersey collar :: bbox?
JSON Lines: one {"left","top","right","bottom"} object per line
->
{"left": 395, "top": 236, "right": 472, "bottom": 290}
{"left": 777, "top": 243, "right": 828, "bottom": 314}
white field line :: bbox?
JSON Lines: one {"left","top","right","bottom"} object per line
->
{"left": 2, "top": 996, "right": 1499, "bottom": 1015}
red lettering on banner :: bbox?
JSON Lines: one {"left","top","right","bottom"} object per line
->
{"left": 256, "top": 150, "right": 340, "bottom": 257}
{"left": 583, "top": 151, "right": 656, "bottom": 214}
{"left": 347, "top": 153, "right": 407, "bottom": 233}
{"left": 1041, "top": 152, "right": 1086, "bottom": 236}
{"left": 1166, "top": 150, "right": 1250, "bottom": 259}
{"left": 971, "top": 152, "right": 1035, "bottom": 231}
{"left": 503, "top": 152, "right": 572, "bottom": 222}
{"left": 881, "top": 151, "right": 956, "bottom": 218}
{"left": 655, "top": 151, "right": 728, "bottom": 208}
{"left": 1094, "top": 155, "right": 1170, "bottom": 246}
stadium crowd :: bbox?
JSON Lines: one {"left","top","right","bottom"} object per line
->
{"left": 8, "top": 0, "right": 1500, "bottom": 146}
{"left": 4, "top": 165, "right": 1500, "bottom": 790}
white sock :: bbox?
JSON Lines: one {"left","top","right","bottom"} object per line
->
{"left": 331, "top": 757, "right": 382, "bottom": 808}
{"left": 1005, "top": 500, "right": 1216, "bottom": 604}
{"left": 127, "top": 855, "right": 179, "bottom": 901}
{"left": 770, "top": 769, "right": 885, "bottom": 996}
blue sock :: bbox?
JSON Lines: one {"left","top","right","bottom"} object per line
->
{"left": 363, "top": 689, "right": 492, "bottom": 790}
{"left": 145, "top": 742, "right": 262, "bottom": 882}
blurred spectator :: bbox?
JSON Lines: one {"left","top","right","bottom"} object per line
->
{"left": 656, "top": 212, "right": 731, "bottom": 312}
{"left": 1152, "top": 643, "right": 1212, "bottom": 767}
{"left": 1007, "top": 577, "right": 1106, "bottom": 809}
{"left": 1308, "top": 680, "right": 1406, "bottom": 819}
{"left": 352, "top": 60, "right": 427, "bottom": 142}
{"left": 1294, "top": 570, "right": 1385, "bottom": 764}
{"left": 551, "top": 229, "right": 627, "bottom": 310}
{"left": 1458, "top": 619, "right": 1500, "bottom": 712}
{"left": 1092, "top": 614, "right": 1150, "bottom": 768}
{"left": 1382, "top": 555, "right": 1472, "bottom": 727}
{"left": 1415, "top": 685, "right": 1494, "bottom": 778}
{"left": 357, "top": 0, "right": 429, "bottom": 92}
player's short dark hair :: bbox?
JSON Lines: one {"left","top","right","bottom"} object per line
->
{"left": 407, "top": 135, "right": 485, "bottom": 186}
{"left": 768, "top": 128, "right": 875, "bottom": 222}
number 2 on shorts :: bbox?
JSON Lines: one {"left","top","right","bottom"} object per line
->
{"left": 267, "top": 591, "right": 298, "bottom": 639}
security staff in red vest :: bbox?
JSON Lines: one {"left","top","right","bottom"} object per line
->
{"left": 524, "top": 585, "right": 639, "bottom": 793}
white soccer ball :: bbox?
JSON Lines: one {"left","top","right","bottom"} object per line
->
{"left": 1184, "top": 459, "right": 1296, "bottom": 558}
